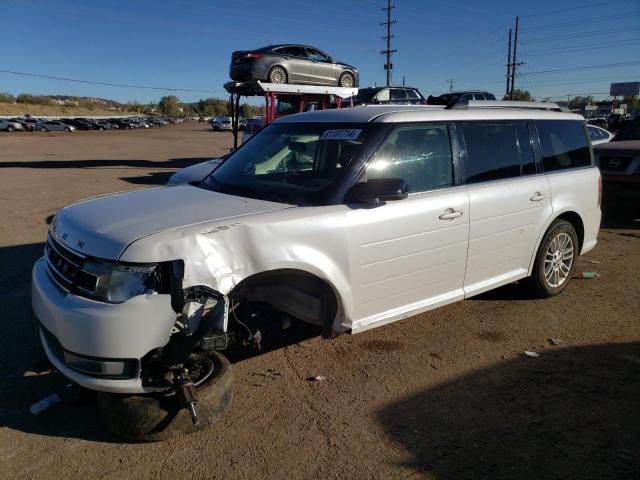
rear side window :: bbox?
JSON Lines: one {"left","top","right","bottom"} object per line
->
{"left": 535, "top": 120, "right": 591, "bottom": 171}
{"left": 406, "top": 90, "right": 420, "bottom": 100}
{"left": 457, "top": 123, "right": 521, "bottom": 183}
{"left": 366, "top": 124, "right": 453, "bottom": 192}
{"left": 390, "top": 89, "right": 407, "bottom": 101}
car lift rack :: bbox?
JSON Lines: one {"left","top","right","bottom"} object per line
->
{"left": 224, "top": 81, "right": 358, "bottom": 148}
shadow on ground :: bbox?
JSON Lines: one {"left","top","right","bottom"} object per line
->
{"left": 377, "top": 342, "right": 640, "bottom": 480}
{"left": 0, "top": 157, "right": 218, "bottom": 186}
{"left": 601, "top": 184, "right": 640, "bottom": 230}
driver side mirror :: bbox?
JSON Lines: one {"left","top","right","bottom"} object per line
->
{"left": 348, "top": 178, "right": 409, "bottom": 204}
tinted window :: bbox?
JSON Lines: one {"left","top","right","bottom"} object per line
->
{"left": 366, "top": 125, "right": 453, "bottom": 192}
{"left": 473, "top": 93, "right": 486, "bottom": 100}
{"left": 485, "top": 93, "right": 496, "bottom": 100}
{"left": 406, "top": 90, "right": 420, "bottom": 100}
{"left": 458, "top": 123, "right": 521, "bottom": 183}
{"left": 535, "top": 120, "right": 591, "bottom": 172}
{"left": 390, "top": 89, "right": 407, "bottom": 101}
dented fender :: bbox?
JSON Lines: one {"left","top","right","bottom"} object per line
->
{"left": 118, "top": 206, "right": 354, "bottom": 330}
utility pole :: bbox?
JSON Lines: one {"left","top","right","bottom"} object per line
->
{"left": 509, "top": 16, "right": 521, "bottom": 100}
{"left": 506, "top": 28, "right": 512, "bottom": 99}
{"left": 380, "top": 0, "right": 397, "bottom": 87}
{"left": 447, "top": 79, "right": 455, "bottom": 92}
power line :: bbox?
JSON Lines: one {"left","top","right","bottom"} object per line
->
{"left": 519, "top": 60, "right": 640, "bottom": 76}
{"left": 519, "top": 0, "right": 636, "bottom": 18}
{"left": 521, "top": 39, "right": 640, "bottom": 57}
{"left": 519, "top": 26, "right": 640, "bottom": 44}
{"left": 0, "top": 68, "right": 224, "bottom": 94}
{"left": 521, "top": 12, "right": 640, "bottom": 32}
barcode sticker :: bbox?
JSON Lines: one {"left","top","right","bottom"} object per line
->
{"left": 320, "top": 129, "right": 362, "bottom": 140}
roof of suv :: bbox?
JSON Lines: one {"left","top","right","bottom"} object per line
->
{"left": 274, "top": 105, "right": 583, "bottom": 124}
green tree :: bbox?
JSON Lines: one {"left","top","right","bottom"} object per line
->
{"left": 0, "top": 92, "right": 16, "bottom": 103}
{"left": 502, "top": 89, "right": 532, "bottom": 101}
{"left": 568, "top": 96, "right": 595, "bottom": 110}
{"left": 158, "top": 95, "right": 181, "bottom": 116}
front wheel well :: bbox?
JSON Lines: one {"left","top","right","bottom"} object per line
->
{"left": 229, "top": 269, "right": 339, "bottom": 336}
{"left": 555, "top": 211, "right": 584, "bottom": 253}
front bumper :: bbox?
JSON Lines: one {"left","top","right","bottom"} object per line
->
{"left": 31, "top": 257, "right": 177, "bottom": 393}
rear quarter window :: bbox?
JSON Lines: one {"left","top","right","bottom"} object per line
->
{"left": 535, "top": 120, "right": 591, "bottom": 172}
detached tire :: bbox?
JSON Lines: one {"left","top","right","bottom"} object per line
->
{"left": 524, "top": 219, "right": 578, "bottom": 298}
{"left": 97, "top": 352, "right": 233, "bottom": 442}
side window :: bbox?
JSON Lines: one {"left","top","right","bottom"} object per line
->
{"left": 460, "top": 93, "right": 472, "bottom": 101}
{"left": 307, "top": 48, "right": 330, "bottom": 62}
{"left": 406, "top": 90, "right": 420, "bottom": 100}
{"left": 375, "top": 89, "right": 390, "bottom": 102}
{"left": 473, "top": 93, "right": 486, "bottom": 100}
{"left": 535, "top": 120, "right": 591, "bottom": 172}
{"left": 365, "top": 125, "right": 454, "bottom": 192}
{"left": 390, "top": 89, "right": 407, "bottom": 102}
{"left": 291, "top": 46, "right": 308, "bottom": 58}
{"left": 457, "top": 123, "right": 521, "bottom": 183}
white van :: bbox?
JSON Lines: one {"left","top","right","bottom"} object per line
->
{"left": 32, "top": 102, "right": 601, "bottom": 440}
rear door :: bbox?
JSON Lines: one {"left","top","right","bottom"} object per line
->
{"left": 456, "top": 121, "right": 553, "bottom": 297}
{"left": 277, "top": 46, "right": 311, "bottom": 83}
{"left": 347, "top": 123, "right": 470, "bottom": 329}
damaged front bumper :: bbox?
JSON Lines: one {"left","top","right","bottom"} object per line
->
{"left": 31, "top": 258, "right": 178, "bottom": 394}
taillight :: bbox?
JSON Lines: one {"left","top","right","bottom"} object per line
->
{"left": 244, "top": 53, "right": 263, "bottom": 59}
{"left": 597, "top": 175, "right": 602, "bottom": 208}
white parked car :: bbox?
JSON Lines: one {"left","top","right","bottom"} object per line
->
{"left": 0, "top": 118, "right": 24, "bottom": 132}
{"left": 211, "top": 116, "right": 233, "bottom": 131}
{"left": 32, "top": 102, "right": 601, "bottom": 441}
{"left": 587, "top": 124, "right": 614, "bottom": 146}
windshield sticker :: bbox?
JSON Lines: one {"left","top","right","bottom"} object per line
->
{"left": 320, "top": 129, "right": 362, "bottom": 140}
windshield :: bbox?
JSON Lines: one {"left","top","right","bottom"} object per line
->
{"left": 203, "top": 122, "right": 371, "bottom": 205}
{"left": 612, "top": 117, "right": 640, "bottom": 141}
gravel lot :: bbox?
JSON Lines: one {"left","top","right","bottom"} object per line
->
{"left": 1, "top": 123, "right": 638, "bottom": 479}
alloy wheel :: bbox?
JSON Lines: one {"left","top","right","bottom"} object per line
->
{"left": 544, "top": 232, "right": 574, "bottom": 288}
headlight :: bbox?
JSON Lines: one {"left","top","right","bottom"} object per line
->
{"left": 79, "top": 260, "right": 159, "bottom": 303}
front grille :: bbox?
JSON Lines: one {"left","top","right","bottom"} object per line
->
{"left": 600, "top": 156, "right": 632, "bottom": 172}
{"left": 45, "top": 235, "right": 85, "bottom": 291}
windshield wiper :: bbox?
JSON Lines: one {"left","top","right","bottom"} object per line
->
{"left": 220, "top": 183, "right": 290, "bottom": 204}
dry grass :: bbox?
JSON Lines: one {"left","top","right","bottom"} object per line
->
{"left": 0, "top": 102, "right": 135, "bottom": 117}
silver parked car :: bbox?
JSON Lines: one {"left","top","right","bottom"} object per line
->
{"left": 0, "top": 118, "right": 24, "bottom": 132}
{"left": 230, "top": 44, "right": 359, "bottom": 87}
{"left": 36, "top": 120, "right": 76, "bottom": 132}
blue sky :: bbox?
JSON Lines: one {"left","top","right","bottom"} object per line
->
{"left": 1, "top": 0, "right": 638, "bottom": 104}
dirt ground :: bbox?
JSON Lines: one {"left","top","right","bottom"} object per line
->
{"left": 1, "top": 123, "right": 638, "bottom": 480}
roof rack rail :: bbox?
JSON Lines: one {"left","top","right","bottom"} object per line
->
{"left": 449, "top": 100, "right": 562, "bottom": 111}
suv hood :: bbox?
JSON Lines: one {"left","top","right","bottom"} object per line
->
{"left": 51, "top": 185, "right": 291, "bottom": 260}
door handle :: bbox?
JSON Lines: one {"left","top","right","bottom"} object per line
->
{"left": 530, "top": 192, "right": 546, "bottom": 202}
{"left": 439, "top": 209, "right": 464, "bottom": 220}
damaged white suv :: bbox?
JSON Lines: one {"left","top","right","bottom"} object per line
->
{"left": 32, "top": 103, "right": 601, "bottom": 441}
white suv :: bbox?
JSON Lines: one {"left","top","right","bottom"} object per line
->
{"left": 31, "top": 103, "right": 601, "bottom": 440}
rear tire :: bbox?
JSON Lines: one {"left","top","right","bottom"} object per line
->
{"left": 268, "top": 66, "right": 288, "bottom": 84}
{"left": 338, "top": 72, "right": 355, "bottom": 88}
{"left": 65, "top": 127, "right": 71, "bottom": 132}
{"left": 7, "top": 125, "right": 15, "bottom": 132}
{"left": 41, "top": 127, "right": 47, "bottom": 132}
{"left": 524, "top": 219, "right": 578, "bottom": 298}
{"left": 97, "top": 352, "right": 233, "bottom": 442}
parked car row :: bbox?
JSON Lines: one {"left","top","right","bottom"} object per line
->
{"left": 0, "top": 116, "right": 184, "bottom": 132}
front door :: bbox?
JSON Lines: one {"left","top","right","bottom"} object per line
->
{"left": 347, "top": 124, "right": 470, "bottom": 331}
{"left": 306, "top": 48, "right": 338, "bottom": 85}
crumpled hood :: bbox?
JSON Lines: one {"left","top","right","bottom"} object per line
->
{"left": 51, "top": 185, "right": 290, "bottom": 260}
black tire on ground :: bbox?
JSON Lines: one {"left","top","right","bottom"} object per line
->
{"left": 524, "top": 219, "right": 578, "bottom": 298}
{"left": 65, "top": 127, "right": 71, "bottom": 132}
{"left": 41, "top": 127, "right": 47, "bottom": 132}
{"left": 7, "top": 125, "right": 14, "bottom": 132}
{"left": 268, "top": 66, "right": 288, "bottom": 84}
{"left": 338, "top": 72, "right": 355, "bottom": 88}
{"left": 97, "top": 352, "right": 233, "bottom": 442}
